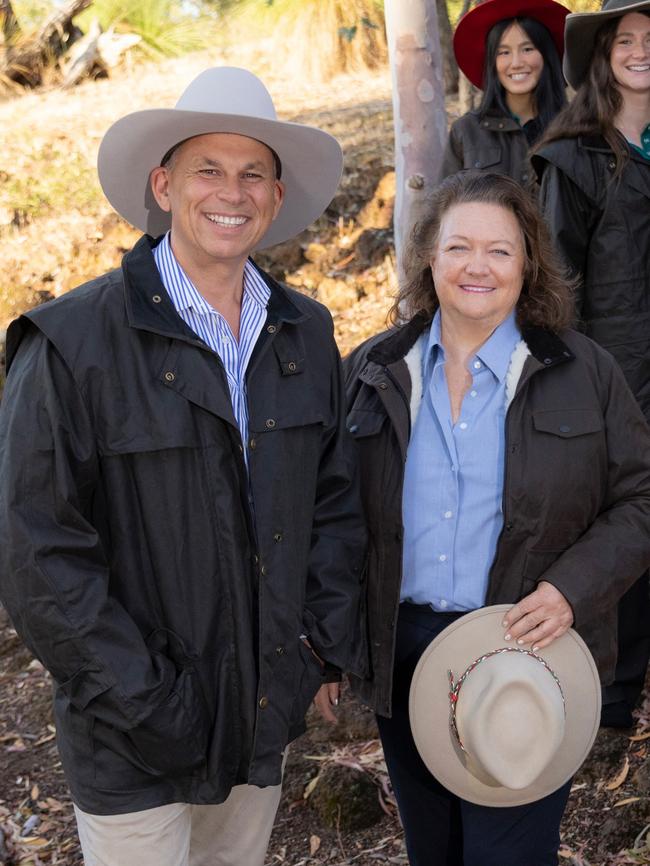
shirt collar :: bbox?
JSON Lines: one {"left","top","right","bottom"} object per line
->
{"left": 424, "top": 309, "right": 521, "bottom": 383}
{"left": 155, "top": 231, "right": 270, "bottom": 317}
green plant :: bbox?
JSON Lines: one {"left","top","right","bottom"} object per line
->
{"left": 76, "top": 0, "right": 216, "bottom": 58}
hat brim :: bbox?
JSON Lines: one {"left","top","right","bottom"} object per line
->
{"left": 563, "top": 0, "right": 650, "bottom": 90}
{"left": 453, "top": 0, "right": 570, "bottom": 89}
{"left": 409, "top": 605, "right": 601, "bottom": 807}
{"left": 97, "top": 110, "right": 343, "bottom": 250}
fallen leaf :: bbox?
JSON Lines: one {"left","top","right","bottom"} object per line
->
{"left": 629, "top": 731, "right": 650, "bottom": 742}
{"left": 30, "top": 784, "right": 39, "bottom": 801}
{"left": 605, "top": 757, "right": 630, "bottom": 790}
{"left": 303, "top": 776, "right": 319, "bottom": 799}
{"left": 614, "top": 796, "right": 641, "bottom": 807}
{"left": 309, "top": 835, "right": 321, "bottom": 855}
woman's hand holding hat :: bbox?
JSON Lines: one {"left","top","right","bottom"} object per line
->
{"left": 502, "top": 580, "right": 574, "bottom": 650}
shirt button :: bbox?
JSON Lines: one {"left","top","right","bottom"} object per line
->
{"left": 473, "top": 361, "right": 481, "bottom": 369}
{"left": 439, "top": 599, "right": 448, "bottom": 609}
{"left": 470, "top": 390, "right": 477, "bottom": 397}
{"left": 444, "top": 510, "right": 453, "bottom": 519}
{"left": 259, "top": 696, "right": 269, "bottom": 709}
{"left": 439, "top": 554, "right": 447, "bottom": 562}
{"left": 459, "top": 422, "right": 468, "bottom": 430}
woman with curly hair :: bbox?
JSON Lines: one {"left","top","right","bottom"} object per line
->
{"left": 344, "top": 171, "right": 650, "bottom": 865}
{"left": 533, "top": 0, "right": 650, "bottom": 729}
{"left": 439, "top": 0, "right": 569, "bottom": 186}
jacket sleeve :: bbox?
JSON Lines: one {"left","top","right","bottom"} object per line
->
{"left": 301, "top": 317, "right": 368, "bottom": 678}
{"left": 438, "top": 121, "right": 464, "bottom": 183}
{"left": 539, "top": 355, "right": 650, "bottom": 629}
{"left": 0, "top": 326, "right": 183, "bottom": 733}
{"left": 536, "top": 158, "right": 597, "bottom": 320}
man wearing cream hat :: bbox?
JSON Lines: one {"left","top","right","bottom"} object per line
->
{"left": 0, "top": 67, "right": 366, "bottom": 865}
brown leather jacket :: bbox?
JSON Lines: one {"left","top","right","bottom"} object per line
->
{"left": 344, "top": 317, "right": 650, "bottom": 716}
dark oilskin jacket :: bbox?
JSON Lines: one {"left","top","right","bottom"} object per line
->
{"left": 533, "top": 137, "right": 650, "bottom": 421}
{"left": 344, "top": 316, "right": 650, "bottom": 718}
{"left": 439, "top": 111, "right": 534, "bottom": 187}
{"left": 0, "top": 236, "right": 367, "bottom": 815}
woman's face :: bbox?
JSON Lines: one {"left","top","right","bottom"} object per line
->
{"left": 495, "top": 22, "right": 544, "bottom": 97}
{"left": 610, "top": 13, "right": 650, "bottom": 96}
{"left": 430, "top": 202, "right": 525, "bottom": 332}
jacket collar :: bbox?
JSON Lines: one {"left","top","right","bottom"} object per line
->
{"left": 579, "top": 134, "right": 650, "bottom": 167}
{"left": 474, "top": 110, "right": 521, "bottom": 133}
{"left": 367, "top": 314, "right": 575, "bottom": 371}
{"left": 122, "top": 235, "right": 307, "bottom": 342}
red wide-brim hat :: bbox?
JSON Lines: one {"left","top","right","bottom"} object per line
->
{"left": 454, "top": 0, "right": 570, "bottom": 89}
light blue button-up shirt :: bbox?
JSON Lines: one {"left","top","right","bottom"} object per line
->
{"left": 401, "top": 309, "right": 521, "bottom": 611}
{"left": 153, "top": 232, "right": 270, "bottom": 453}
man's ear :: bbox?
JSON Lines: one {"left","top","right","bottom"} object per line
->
{"left": 150, "top": 166, "right": 172, "bottom": 213}
{"left": 272, "top": 180, "right": 285, "bottom": 221}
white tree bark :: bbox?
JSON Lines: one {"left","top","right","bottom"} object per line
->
{"left": 385, "top": 0, "right": 448, "bottom": 280}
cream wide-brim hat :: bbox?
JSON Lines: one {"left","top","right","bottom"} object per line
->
{"left": 97, "top": 66, "right": 343, "bottom": 250}
{"left": 563, "top": 0, "right": 650, "bottom": 89}
{"left": 409, "top": 605, "right": 601, "bottom": 807}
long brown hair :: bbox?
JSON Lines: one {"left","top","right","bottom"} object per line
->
{"left": 391, "top": 171, "right": 575, "bottom": 331}
{"left": 534, "top": 12, "right": 650, "bottom": 174}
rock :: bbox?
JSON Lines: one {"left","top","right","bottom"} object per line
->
{"left": 308, "top": 763, "right": 384, "bottom": 831}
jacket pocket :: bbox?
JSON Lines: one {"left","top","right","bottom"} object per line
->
{"left": 126, "top": 665, "right": 211, "bottom": 778}
{"left": 464, "top": 146, "right": 502, "bottom": 170}
{"left": 532, "top": 409, "right": 602, "bottom": 437}
{"left": 288, "top": 640, "right": 325, "bottom": 730}
{"left": 347, "top": 409, "right": 385, "bottom": 438}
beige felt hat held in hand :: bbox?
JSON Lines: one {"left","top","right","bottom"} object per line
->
{"left": 409, "top": 605, "right": 601, "bottom": 807}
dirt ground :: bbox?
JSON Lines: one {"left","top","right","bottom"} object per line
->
{"left": 1, "top": 50, "right": 650, "bottom": 866}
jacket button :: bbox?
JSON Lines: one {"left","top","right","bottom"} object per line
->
{"left": 521, "top": 173, "right": 528, "bottom": 182}
{"left": 265, "top": 418, "right": 276, "bottom": 429}
{"left": 608, "top": 160, "right": 616, "bottom": 171}
{"left": 559, "top": 425, "right": 571, "bottom": 433}
{"left": 164, "top": 371, "right": 175, "bottom": 382}
{"left": 152, "top": 294, "right": 162, "bottom": 304}
{"left": 259, "top": 696, "right": 269, "bottom": 709}
{"left": 238, "top": 444, "right": 244, "bottom": 453}
{"left": 250, "top": 438, "right": 257, "bottom": 449}
{"left": 260, "top": 565, "right": 267, "bottom": 576}
{"left": 505, "top": 522, "right": 514, "bottom": 532}
{"left": 543, "top": 358, "right": 553, "bottom": 365}
{"left": 273, "top": 533, "right": 283, "bottom": 542}
{"left": 348, "top": 424, "right": 359, "bottom": 433}
{"left": 498, "top": 122, "right": 504, "bottom": 129}
{"left": 379, "top": 382, "right": 388, "bottom": 390}
{"left": 267, "top": 324, "right": 277, "bottom": 334}
{"left": 482, "top": 121, "right": 489, "bottom": 127}
{"left": 276, "top": 645, "right": 285, "bottom": 655}
{"left": 474, "top": 161, "right": 481, "bottom": 168}
{"left": 288, "top": 361, "right": 297, "bottom": 372}
{"left": 253, "top": 554, "right": 259, "bottom": 564}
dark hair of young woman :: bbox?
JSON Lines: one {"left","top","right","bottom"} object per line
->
{"left": 535, "top": 12, "right": 650, "bottom": 176}
{"left": 478, "top": 16, "right": 567, "bottom": 131}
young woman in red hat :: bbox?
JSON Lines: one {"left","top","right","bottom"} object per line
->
{"left": 439, "top": 0, "right": 569, "bottom": 187}
{"left": 533, "top": 0, "right": 650, "bottom": 730}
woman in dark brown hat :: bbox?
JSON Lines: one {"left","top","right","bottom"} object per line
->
{"left": 533, "top": 0, "right": 650, "bottom": 729}
{"left": 439, "top": 0, "right": 569, "bottom": 187}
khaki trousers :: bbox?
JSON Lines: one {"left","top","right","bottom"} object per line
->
{"left": 74, "top": 781, "right": 283, "bottom": 866}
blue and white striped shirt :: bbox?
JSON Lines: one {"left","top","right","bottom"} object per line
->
{"left": 153, "top": 232, "right": 270, "bottom": 451}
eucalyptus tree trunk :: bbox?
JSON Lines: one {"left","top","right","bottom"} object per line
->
{"left": 385, "top": 0, "right": 448, "bottom": 282}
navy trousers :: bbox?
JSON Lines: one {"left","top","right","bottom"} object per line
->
{"left": 377, "top": 603, "right": 572, "bottom": 866}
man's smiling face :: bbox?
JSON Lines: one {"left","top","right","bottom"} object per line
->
{"left": 150, "top": 132, "right": 284, "bottom": 272}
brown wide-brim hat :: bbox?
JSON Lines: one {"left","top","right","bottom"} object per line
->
{"left": 454, "top": 0, "right": 570, "bottom": 89}
{"left": 97, "top": 66, "right": 343, "bottom": 250}
{"left": 564, "top": 0, "right": 650, "bottom": 89}
{"left": 409, "top": 605, "right": 601, "bottom": 807}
